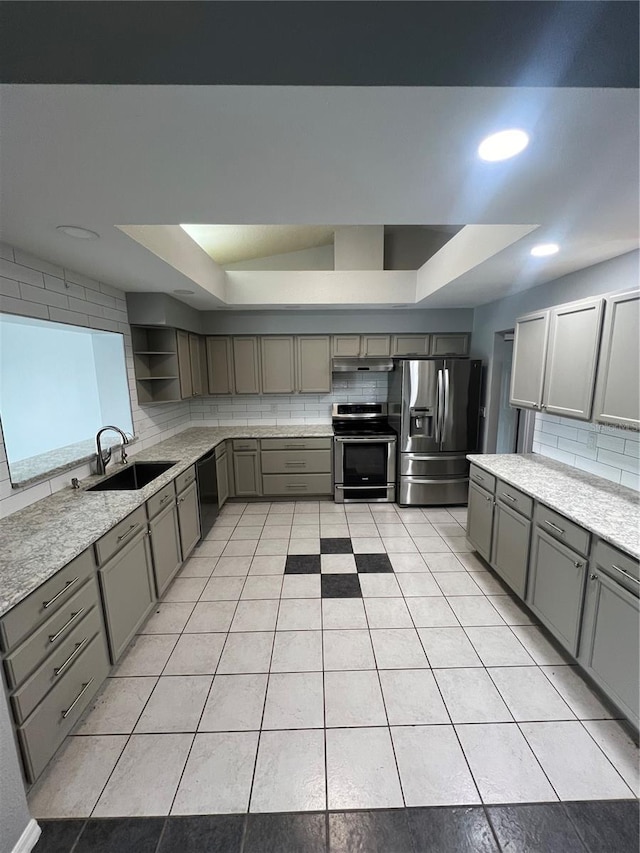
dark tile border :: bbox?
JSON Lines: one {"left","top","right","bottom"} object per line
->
{"left": 32, "top": 801, "right": 640, "bottom": 853}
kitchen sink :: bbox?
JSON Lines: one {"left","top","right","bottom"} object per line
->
{"left": 87, "top": 461, "right": 177, "bottom": 491}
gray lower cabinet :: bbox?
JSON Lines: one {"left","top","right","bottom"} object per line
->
{"left": 18, "top": 631, "right": 109, "bottom": 782}
{"left": 148, "top": 501, "right": 182, "bottom": 596}
{"left": 466, "top": 481, "right": 494, "bottom": 562}
{"left": 579, "top": 545, "right": 639, "bottom": 727}
{"left": 527, "top": 527, "right": 587, "bottom": 655}
{"left": 216, "top": 445, "right": 230, "bottom": 508}
{"left": 491, "top": 501, "right": 530, "bottom": 598}
{"left": 177, "top": 480, "right": 201, "bottom": 558}
{"left": 233, "top": 451, "right": 262, "bottom": 497}
{"left": 98, "top": 529, "right": 156, "bottom": 663}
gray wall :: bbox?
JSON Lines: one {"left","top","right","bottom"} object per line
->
{"left": 126, "top": 292, "right": 204, "bottom": 334}
{"left": 471, "top": 250, "right": 640, "bottom": 451}
{"left": 201, "top": 308, "right": 473, "bottom": 335}
{"left": 0, "top": 685, "right": 31, "bottom": 853}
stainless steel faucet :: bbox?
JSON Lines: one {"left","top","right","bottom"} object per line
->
{"left": 95, "top": 426, "right": 130, "bottom": 476}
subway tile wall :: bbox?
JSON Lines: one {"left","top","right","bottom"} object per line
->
{"left": 0, "top": 243, "right": 192, "bottom": 518}
{"left": 533, "top": 412, "right": 640, "bottom": 491}
{"left": 190, "top": 373, "right": 390, "bottom": 425}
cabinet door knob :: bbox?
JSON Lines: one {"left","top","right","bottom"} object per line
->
{"left": 574, "top": 561, "right": 583, "bottom": 568}
{"left": 590, "top": 573, "right": 598, "bottom": 580}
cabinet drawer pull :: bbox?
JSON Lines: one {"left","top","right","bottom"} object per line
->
{"left": 501, "top": 493, "right": 517, "bottom": 503}
{"left": 159, "top": 494, "right": 172, "bottom": 505}
{"left": 543, "top": 520, "right": 564, "bottom": 535}
{"left": 285, "top": 485, "right": 308, "bottom": 490}
{"left": 54, "top": 637, "right": 90, "bottom": 677}
{"left": 610, "top": 564, "right": 640, "bottom": 586}
{"left": 117, "top": 523, "right": 140, "bottom": 543}
{"left": 43, "top": 577, "right": 80, "bottom": 609}
{"left": 474, "top": 474, "right": 485, "bottom": 481}
{"left": 61, "top": 678, "right": 94, "bottom": 719}
{"left": 285, "top": 462, "right": 306, "bottom": 467}
{"left": 49, "top": 609, "right": 85, "bottom": 643}
{"left": 285, "top": 444, "right": 304, "bottom": 449}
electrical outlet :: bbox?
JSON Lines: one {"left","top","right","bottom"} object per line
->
{"left": 586, "top": 432, "right": 597, "bottom": 451}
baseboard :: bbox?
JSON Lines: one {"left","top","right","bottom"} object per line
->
{"left": 12, "top": 819, "right": 41, "bottom": 853}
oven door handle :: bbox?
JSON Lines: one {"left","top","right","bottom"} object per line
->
{"left": 334, "top": 436, "right": 397, "bottom": 443}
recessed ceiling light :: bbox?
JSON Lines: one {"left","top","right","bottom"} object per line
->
{"left": 530, "top": 243, "right": 560, "bottom": 258}
{"left": 478, "top": 129, "right": 529, "bottom": 162}
{"left": 173, "top": 289, "right": 194, "bottom": 295}
{"left": 56, "top": 225, "right": 99, "bottom": 240}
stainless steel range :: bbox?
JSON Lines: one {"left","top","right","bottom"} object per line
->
{"left": 332, "top": 403, "right": 397, "bottom": 503}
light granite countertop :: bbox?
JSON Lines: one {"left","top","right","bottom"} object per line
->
{"left": 0, "top": 426, "right": 333, "bottom": 618}
{"left": 467, "top": 453, "right": 640, "bottom": 560}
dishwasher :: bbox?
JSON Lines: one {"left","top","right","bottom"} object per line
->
{"left": 196, "top": 448, "right": 219, "bottom": 537}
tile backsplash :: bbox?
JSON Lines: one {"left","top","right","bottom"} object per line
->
{"left": 533, "top": 413, "right": 640, "bottom": 491}
{"left": 190, "top": 372, "right": 389, "bottom": 426}
{"left": 0, "top": 243, "right": 192, "bottom": 518}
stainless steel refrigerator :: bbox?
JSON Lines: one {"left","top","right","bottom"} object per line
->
{"left": 388, "top": 358, "right": 482, "bottom": 505}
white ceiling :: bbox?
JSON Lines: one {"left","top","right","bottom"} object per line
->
{"left": 0, "top": 85, "right": 637, "bottom": 310}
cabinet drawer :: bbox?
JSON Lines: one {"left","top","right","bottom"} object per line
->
{"left": 233, "top": 439, "right": 258, "bottom": 452}
{"left": 593, "top": 540, "right": 639, "bottom": 589}
{"left": 262, "top": 473, "right": 332, "bottom": 496}
{"left": 496, "top": 480, "right": 533, "bottom": 518}
{"left": 175, "top": 465, "right": 197, "bottom": 495}
{"left": 146, "top": 482, "right": 176, "bottom": 520}
{"left": 94, "top": 506, "right": 147, "bottom": 566}
{"left": 11, "top": 606, "right": 103, "bottom": 724}
{"left": 18, "top": 632, "right": 109, "bottom": 783}
{"left": 469, "top": 464, "right": 496, "bottom": 493}
{"left": 0, "top": 548, "right": 95, "bottom": 653}
{"left": 4, "top": 577, "right": 100, "bottom": 690}
{"left": 534, "top": 504, "right": 590, "bottom": 557}
{"left": 261, "top": 438, "right": 332, "bottom": 451}
{"left": 261, "top": 450, "right": 332, "bottom": 475}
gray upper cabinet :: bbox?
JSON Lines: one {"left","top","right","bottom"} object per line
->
{"left": 510, "top": 310, "right": 550, "bottom": 410}
{"left": 527, "top": 526, "right": 587, "bottom": 655}
{"left": 232, "top": 336, "right": 261, "bottom": 394}
{"left": 466, "top": 481, "right": 494, "bottom": 562}
{"left": 176, "top": 480, "right": 201, "bottom": 559}
{"left": 391, "top": 335, "right": 430, "bottom": 356}
{"left": 593, "top": 289, "right": 640, "bottom": 430}
{"left": 189, "top": 334, "right": 207, "bottom": 397}
{"left": 261, "top": 336, "right": 296, "bottom": 394}
{"left": 332, "top": 335, "right": 361, "bottom": 357}
{"left": 177, "top": 329, "right": 193, "bottom": 399}
{"left": 430, "top": 333, "right": 469, "bottom": 356}
{"left": 206, "top": 336, "right": 234, "bottom": 395}
{"left": 579, "top": 549, "right": 639, "bottom": 727}
{"left": 296, "top": 336, "right": 331, "bottom": 393}
{"left": 362, "top": 335, "right": 391, "bottom": 357}
{"left": 542, "top": 297, "right": 604, "bottom": 420}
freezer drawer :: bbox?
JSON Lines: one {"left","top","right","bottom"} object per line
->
{"left": 400, "top": 453, "right": 469, "bottom": 478}
{"left": 399, "top": 476, "right": 469, "bottom": 506}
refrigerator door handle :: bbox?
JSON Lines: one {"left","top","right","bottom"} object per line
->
{"left": 436, "top": 369, "right": 444, "bottom": 444}
{"left": 443, "top": 367, "right": 450, "bottom": 445}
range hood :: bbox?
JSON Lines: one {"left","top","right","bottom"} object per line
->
{"left": 332, "top": 357, "right": 394, "bottom": 373}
